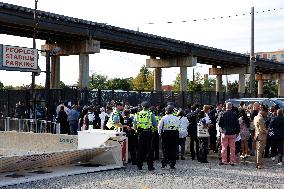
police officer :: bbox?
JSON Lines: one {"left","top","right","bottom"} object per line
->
{"left": 123, "top": 109, "right": 137, "bottom": 165}
{"left": 135, "top": 101, "right": 157, "bottom": 171}
{"left": 150, "top": 106, "right": 160, "bottom": 160}
{"left": 106, "top": 102, "right": 127, "bottom": 131}
{"left": 159, "top": 105, "right": 180, "bottom": 169}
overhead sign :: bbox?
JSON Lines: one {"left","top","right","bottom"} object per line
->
{"left": 0, "top": 44, "right": 38, "bottom": 72}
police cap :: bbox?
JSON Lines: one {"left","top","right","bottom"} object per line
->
{"left": 141, "top": 101, "right": 150, "bottom": 108}
{"left": 116, "top": 101, "right": 123, "bottom": 106}
{"left": 165, "top": 105, "right": 174, "bottom": 114}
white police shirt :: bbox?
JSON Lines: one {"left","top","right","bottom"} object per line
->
{"left": 158, "top": 114, "right": 180, "bottom": 135}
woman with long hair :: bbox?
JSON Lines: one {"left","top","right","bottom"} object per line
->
{"left": 239, "top": 109, "right": 250, "bottom": 158}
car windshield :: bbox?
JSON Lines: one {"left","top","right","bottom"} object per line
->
{"left": 272, "top": 100, "right": 284, "bottom": 109}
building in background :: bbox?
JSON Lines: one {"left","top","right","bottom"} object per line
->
{"left": 161, "top": 85, "right": 173, "bottom": 91}
{"left": 256, "top": 49, "right": 284, "bottom": 63}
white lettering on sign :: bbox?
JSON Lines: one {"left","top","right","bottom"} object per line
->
{"left": 3, "top": 45, "right": 38, "bottom": 70}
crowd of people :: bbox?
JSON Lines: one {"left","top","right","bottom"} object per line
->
{"left": 54, "top": 99, "right": 284, "bottom": 170}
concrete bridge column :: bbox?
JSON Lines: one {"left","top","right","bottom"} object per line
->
{"left": 278, "top": 79, "right": 284, "bottom": 97}
{"left": 238, "top": 74, "right": 245, "bottom": 97}
{"left": 180, "top": 67, "right": 187, "bottom": 91}
{"left": 216, "top": 75, "right": 222, "bottom": 93}
{"left": 79, "top": 54, "right": 89, "bottom": 89}
{"left": 51, "top": 56, "right": 60, "bottom": 89}
{"left": 258, "top": 79, "right": 264, "bottom": 98}
{"left": 257, "top": 79, "right": 263, "bottom": 98}
{"left": 154, "top": 68, "right": 162, "bottom": 91}
{"left": 216, "top": 74, "right": 222, "bottom": 102}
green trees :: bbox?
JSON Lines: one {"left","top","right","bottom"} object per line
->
{"left": 106, "top": 78, "right": 133, "bottom": 91}
{"left": 89, "top": 73, "right": 133, "bottom": 91}
{"left": 0, "top": 81, "right": 4, "bottom": 89}
{"left": 132, "top": 65, "right": 154, "bottom": 91}
{"left": 263, "top": 81, "right": 277, "bottom": 97}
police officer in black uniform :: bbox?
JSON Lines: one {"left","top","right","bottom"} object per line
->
{"left": 135, "top": 101, "right": 158, "bottom": 171}
{"left": 123, "top": 109, "right": 137, "bottom": 165}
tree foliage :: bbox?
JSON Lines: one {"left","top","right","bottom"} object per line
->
{"left": 89, "top": 73, "right": 108, "bottom": 90}
{"left": 106, "top": 78, "right": 133, "bottom": 91}
{"left": 132, "top": 65, "right": 154, "bottom": 90}
{"left": 263, "top": 80, "right": 277, "bottom": 97}
{"left": 227, "top": 81, "right": 239, "bottom": 94}
{"left": 0, "top": 81, "right": 4, "bottom": 89}
{"left": 173, "top": 74, "right": 181, "bottom": 91}
{"left": 203, "top": 78, "right": 216, "bottom": 91}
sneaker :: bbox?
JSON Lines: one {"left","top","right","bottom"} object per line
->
{"left": 230, "top": 163, "right": 235, "bottom": 166}
{"left": 240, "top": 155, "right": 245, "bottom": 159}
{"left": 271, "top": 157, "right": 276, "bottom": 161}
{"left": 277, "top": 162, "right": 282, "bottom": 166}
{"left": 219, "top": 162, "right": 224, "bottom": 165}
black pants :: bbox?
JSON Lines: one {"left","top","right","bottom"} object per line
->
{"left": 198, "top": 137, "right": 209, "bottom": 162}
{"left": 271, "top": 139, "right": 283, "bottom": 162}
{"left": 126, "top": 130, "right": 137, "bottom": 164}
{"left": 137, "top": 130, "right": 153, "bottom": 168}
{"left": 190, "top": 135, "right": 199, "bottom": 160}
{"left": 176, "top": 138, "right": 186, "bottom": 157}
{"left": 209, "top": 127, "right": 217, "bottom": 151}
{"left": 152, "top": 130, "right": 160, "bottom": 160}
{"left": 264, "top": 136, "right": 272, "bottom": 157}
{"left": 161, "top": 130, "right": 179, "bottom": 167}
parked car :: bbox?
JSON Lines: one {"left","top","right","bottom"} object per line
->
{"left": 225, "top": 98, "right": 284, "bottom": 109}
{"left": 225, "top": 98, "right": 268, "bottom": 107}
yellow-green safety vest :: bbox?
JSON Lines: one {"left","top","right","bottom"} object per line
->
{"left": 136, "top": 110, "right": 153, "bottom": 130}
{"left": 106, "top": 111, "right": 121, "bottom": 130}
{"left": 152, "top": 115, "right": 160, "bottom": 131}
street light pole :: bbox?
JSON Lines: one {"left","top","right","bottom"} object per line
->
{"left": 249, "top": 7, "right": 255, "bottom": 97}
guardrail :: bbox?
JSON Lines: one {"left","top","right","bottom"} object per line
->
{"left": 0, "top": 118, "right": 60, "bottom": 134}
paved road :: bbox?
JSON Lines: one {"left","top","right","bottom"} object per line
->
{"left": 4, "top": 156, "right": 284, "bottom": 189}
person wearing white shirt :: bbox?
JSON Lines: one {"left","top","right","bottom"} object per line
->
{"left": 159, "top": 105, "right": 180, "bottom": 169}
{"left": 176, "top": 110, "right": 189, "bottom": 160}
{"left": 99, "top": 107, "right": 108, "bottom": 129}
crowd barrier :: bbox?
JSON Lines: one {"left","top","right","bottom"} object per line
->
{"left": 0, "top": 118, "right": 60, "bottom": 134}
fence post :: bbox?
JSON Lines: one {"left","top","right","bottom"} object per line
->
{"left": 98, "top": 89, "right": 102, "bottom": 106}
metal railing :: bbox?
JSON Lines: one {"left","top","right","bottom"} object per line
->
{"left": 2, "top": 117, "right": 60, "bottom": 134}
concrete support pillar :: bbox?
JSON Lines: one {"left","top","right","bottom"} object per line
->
{"left": 180, "top": 67, "right": 187, "bottom": 91}
{"left": 79, "top": 54, "right": 89, "bottom": 89}
{"left": 50, "top": 56, "right": 60, "bottom": 89}
{"left": 153, "top": 68, "right": 162, "bottom": 91}
{"left": 216, "top": 75, "right": 222, "bottom": 93}
{"left": 238, "top": 74, "right": 245, "bottom": 97}
{"left": 258, "top": 80, "right": 264, "bottom": 97}
{"left": 278, "top": 79, "right": 284, "bottom": 97}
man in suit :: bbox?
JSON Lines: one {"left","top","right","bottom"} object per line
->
{"left": 254, "top": 106, "right": 268, "bottom": 169}
{"left": 268, "top": 109, "right": 284, "bottom": 166}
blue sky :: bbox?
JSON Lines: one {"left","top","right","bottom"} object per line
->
{"left": 0, "top": 0, "right": 283, "bottom": 86}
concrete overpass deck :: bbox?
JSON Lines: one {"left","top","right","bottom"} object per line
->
{"left": 0, "top": 2, "right": 283, "bottom": 73}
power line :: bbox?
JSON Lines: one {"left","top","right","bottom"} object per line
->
{"left": 145, "top": 7, "right": 283, "bottom": 25}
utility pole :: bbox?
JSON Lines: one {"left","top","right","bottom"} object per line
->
{"left": 31, "top": 0, "right": 38, "bottom": 119}
{"left": 32, "top": 0, "right": 38, "bottom": 90}
{"left": 249, "top": 7, "right": 255, "bottom": 97}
